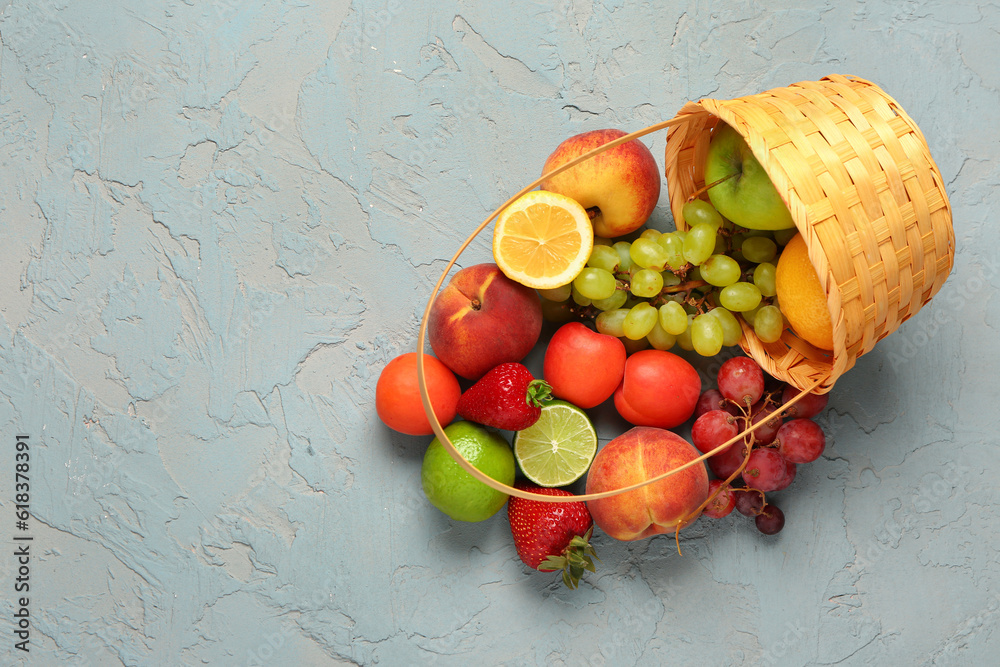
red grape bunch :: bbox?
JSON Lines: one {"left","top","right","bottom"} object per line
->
{"left": 691, "top": 357, "right": 828, "bottom": 535}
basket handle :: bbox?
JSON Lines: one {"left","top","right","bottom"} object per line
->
{"left": 416, "top": 119, "right": 832, "bottom": 503}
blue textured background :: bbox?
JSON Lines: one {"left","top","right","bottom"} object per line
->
{"left": 1, "top": 1, "right": 998, "bottom": 665}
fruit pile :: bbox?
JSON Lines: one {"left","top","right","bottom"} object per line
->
{"left": 376, "top": 123, "right": 835, "bottom": 589}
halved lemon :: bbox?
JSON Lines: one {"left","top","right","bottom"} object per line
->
{"left": 514, "top": 400, "right": 598, "bottom": 487}
{"left": 493, "top": 190, "right": 593, "bottom": 290}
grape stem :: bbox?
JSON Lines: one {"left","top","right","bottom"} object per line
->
{"left": 661, "top": 279, "right": 707, "bottom": 295}
{"left": 648, "top": 279, "right": 709, "bottom": 311}
{"left": 673, "top": 390, "right": 788, "bottom": 555}
{"left": 673, "top": 438, "right": 759, "bottom": 556}
{"left": 684, "top": 292, "right": 712, "bottom": 315}
{"left": 569, "top": 304, "right": 601, "bottom": 321}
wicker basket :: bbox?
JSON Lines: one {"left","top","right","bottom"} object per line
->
{"left": 418, "top": 74, "right": 955, "bottom": 503}
{"left": 664, "top": 74, "right": 955, "bottom": 393}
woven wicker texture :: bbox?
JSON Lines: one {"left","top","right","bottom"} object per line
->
{"left": 664, "top": 74, "right": 955, "bottom": 393}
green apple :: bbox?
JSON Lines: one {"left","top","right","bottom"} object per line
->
{"left": 704, "top": 122, "right": 795, "bottom": 231}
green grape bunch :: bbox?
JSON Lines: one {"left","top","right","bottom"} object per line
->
{"left": 537, "top": 198, "right": 794, "bottom": 358}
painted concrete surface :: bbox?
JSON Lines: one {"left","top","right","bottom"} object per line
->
{"left": 0, "top": 1, "right": 997, "bottom": 664}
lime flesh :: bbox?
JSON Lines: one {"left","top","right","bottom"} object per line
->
{"left": 514, "top": 400, "right": 598, "bottom": 487}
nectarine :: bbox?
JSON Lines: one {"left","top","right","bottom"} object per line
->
{"left": 540, "top": 129, "right": 661, "bottom": 238}
{"left": 428, "top": 263, "right": 542, "bottom": 380}
{"left": 585, "top": 427, "right": 709, "bottom": 541}
{"left": 614, "top": 350, "right": 701, "bottom": 428}
{"left": 543, "top": 322, "right": 626, "bottom": 409}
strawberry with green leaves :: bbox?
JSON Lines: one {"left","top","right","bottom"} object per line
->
{"left": 507, "top": 482, "right": 598, "bottom": 589}
{"left": 456, "top": 362, "right": 551, "bottom": 431}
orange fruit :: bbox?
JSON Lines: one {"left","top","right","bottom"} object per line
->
{"left": 775, "top": 234, "right": 834, "bottom": 350}
{"left": 493, "top": 190, "right": 593, "bottom": 290}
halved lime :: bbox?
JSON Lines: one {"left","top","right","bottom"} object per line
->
{"left": 514, "top": 400, "right": 598, "bottom": 487}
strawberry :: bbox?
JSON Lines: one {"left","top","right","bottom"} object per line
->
{"left": 456, "top": 362, "right": 551, "bottom": 431}
{"left": 507, "top": 482, "right": 598, "bottom": 589}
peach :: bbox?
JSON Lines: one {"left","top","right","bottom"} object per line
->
{"left": 428, "top": 263, "right": 542, "bottom": 380}
{"left": 614, "top": 349, "right": 701, "bottom": 428}
{"left": 540, "top": 129, "right": 661, "bottom": 238}
{"left": 543, "top": 322, "right": 626, "bottom": 409}
{"left": 585, "top": 426, "right": 709, "bottom": 541}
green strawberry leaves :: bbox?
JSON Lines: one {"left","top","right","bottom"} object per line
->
{"left": 525, "top": 379, "right": 553, "bottom": 408}
{"left": 538, "top": 527, "right": 599, "bottom": 590}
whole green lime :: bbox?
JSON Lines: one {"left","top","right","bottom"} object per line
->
{"left": 421, "top": 421, "right": 515, "bottom": 522}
